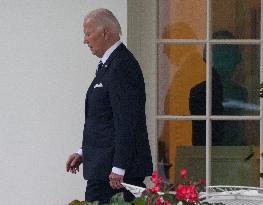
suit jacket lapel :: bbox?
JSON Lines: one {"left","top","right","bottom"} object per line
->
{"left": 95, "top": 64, "right": 108, "bottom": 80}
{"left": 86, "top": 43, "right": 127, "bottom": 97}
{"left": 86, "top": 76, "right": 97, "bottom": 96}
{"left": 85, "top": 43, "right": 127, "bottom": 118}
{"left": 94, "top": 43, "right": 126, "bottom": 82}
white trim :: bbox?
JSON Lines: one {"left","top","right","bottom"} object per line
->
{"left": 206, "top": 0, "right": 212, "bottom": 188}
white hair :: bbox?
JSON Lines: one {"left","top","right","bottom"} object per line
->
{"left": 85, "top": 8, "right": 122, "bottom": 36}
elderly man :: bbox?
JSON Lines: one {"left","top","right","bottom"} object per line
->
{"left": 66, "top": 8, "right": 153, "bottom": 203}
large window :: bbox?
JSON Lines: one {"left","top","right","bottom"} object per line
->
{"left": 157, "top": 0, "right": 261, "bottom": 186}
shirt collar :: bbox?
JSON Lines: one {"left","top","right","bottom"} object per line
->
{"left": 100, "top": 41, "right": 122, "bottom": 64}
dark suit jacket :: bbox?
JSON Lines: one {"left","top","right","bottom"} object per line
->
{"left": 82, "top": 43, "right": 153, "bottom": 181}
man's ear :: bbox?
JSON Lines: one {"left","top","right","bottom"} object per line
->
{"left": 103, "top": 27, "right": 111, "bottom": 40}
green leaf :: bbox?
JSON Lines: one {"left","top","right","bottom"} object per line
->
{"left": 110, "top": 193, "right": 125, "bottom": 203}
{"left": 133, "top": 198, "right": 146, "bottom": 205}
{"left": 244, "top": 146, "right": 254, "bottom": 161}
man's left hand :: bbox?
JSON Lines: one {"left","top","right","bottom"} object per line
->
{"left": 109, "top": 172, "right": 124, "bottom": 189}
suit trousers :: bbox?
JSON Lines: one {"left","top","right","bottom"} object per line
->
{"left": 85, "top": 177, "right": 145, "bottom": 204}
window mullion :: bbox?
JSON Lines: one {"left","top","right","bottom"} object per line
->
{"left": 206, "top": 0, "right": 212, "bottom": 189}
{"left": 260, "top": 0, "right": 263, "bottom": 188}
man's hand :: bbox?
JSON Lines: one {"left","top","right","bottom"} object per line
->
{"left": 66, "top": 153, "right": 82, "bottom": 174}
{"left": 109, "top": 172, "right": 124, "bottom": 189}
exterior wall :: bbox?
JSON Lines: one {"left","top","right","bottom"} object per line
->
{"left": 0, "top": 1, "right": 127, "bottom": 204}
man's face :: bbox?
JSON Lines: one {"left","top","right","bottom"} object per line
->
{"left": 83, "top": 18, "right": 106, "bottom": 58}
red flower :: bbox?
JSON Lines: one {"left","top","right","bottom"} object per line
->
{"left": 151, "top": 171, "right": 158, "bottom": 183}
{"left": 139, "top": 169, "right": 204, "bottom": 205}
{"left": 176, "top": 184, "right": 198, "bottom": 203}
{"left": 147, "top": 186, "right": 160, "bottom": 193}
{"left": 155, "top": 196, "right": 162, "bottom": 205}
{"left": 149, "top": 170, "right": 164, "bottom": 193}
{"left": 176, "top": 184, "right": 187, "bottom": 200}
{"left": 158, "top": 176, "right": 164, "bottom": 183}
{"left": 180, "top": 168, "right": 187, "bottom": 179}
{"left": 163, "top": 200, "right": 171, "bottom": 205}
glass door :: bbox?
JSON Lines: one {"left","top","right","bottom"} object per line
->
{"left": 157, "top": 0, "right": 261, "bottom": 187}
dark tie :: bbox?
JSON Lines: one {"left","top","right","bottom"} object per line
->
{"left": 96, "top": 61, "right": 103, "bottom": 75}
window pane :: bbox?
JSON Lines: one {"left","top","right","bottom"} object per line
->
{"left": 211, "top": 120, "right": 260, "bottom": 186}
{"left": 158, "top": 120, "right": 206, "bottom": 184}
{"left": 158, "top": 44, "right": 206, "bottom": 115}
{"left": 211, "top": 44, "right": 260, "bottom": 115}
{"left": 212, "top": 0, "right": 261, "bottom": 39}
{"left": 158, "top": 0, "right": 206, "bottom": 39}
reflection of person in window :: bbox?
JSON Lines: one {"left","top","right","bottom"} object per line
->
{"left": 213, "top": 31, "right": 247, "bottom": 145}
{"left": 189, "top": 68, "right": 224, "bottom": 145}
{"left": 190, "top": 30, "right": 247, "bottom": 146}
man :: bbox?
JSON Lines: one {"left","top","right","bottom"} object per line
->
{"left": 66, "top": 8, "right": 153, "bottom": 203}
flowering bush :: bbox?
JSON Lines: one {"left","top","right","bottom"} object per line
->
{"left": 69, "top": 168, "right": 223, "bottom": 204}
{"left": 133, "top": 168, "right": 211, "bottom": 205}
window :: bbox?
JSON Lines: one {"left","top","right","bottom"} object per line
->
{"left": 156, "top": 0, "right": 261, "bottom": 186}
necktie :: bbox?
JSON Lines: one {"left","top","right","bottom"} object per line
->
{"left": 96, "top": 61, "right": 103, "bottom": 76}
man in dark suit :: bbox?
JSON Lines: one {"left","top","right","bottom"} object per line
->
{"left": 66, "top": 8, "right": 153, "bottom": 203}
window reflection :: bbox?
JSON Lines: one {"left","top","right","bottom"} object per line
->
{"left": 158, "top": 120, "right": 206, "bottom": 184}
{"left": 212, "top": 31, "right": 247, "bottom": 117}
{"left": 212, "top": 0, "right": 261, "bottom": 39}
{"left": 157, "top": 0, "right": 261, "bottom": 186}
{"left": 158, "top": 43, "right": 206, "bottom": 116}
{"left": 211, "top": 146, "right": 260, "bottom": 186}
{"left": 158, "top": 120, "right": 259, "bottom": 184}
{"left": 158, "top": 0, "right": 206, "bottom": 39}
{"left": 211, "top": 120, "right": 259, "bottom": 186}
{"left": 189, "top": 54, "right": 223, "bottom": 145}
{"left": 211, "top": 32, "right": 260, "bottom": 116}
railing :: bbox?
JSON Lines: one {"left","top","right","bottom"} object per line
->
{"left": 122, "top": 183, "right": 263, "bottom": 205}
{"left": 200, "top": 186, "right": 263, "bottom": 205}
